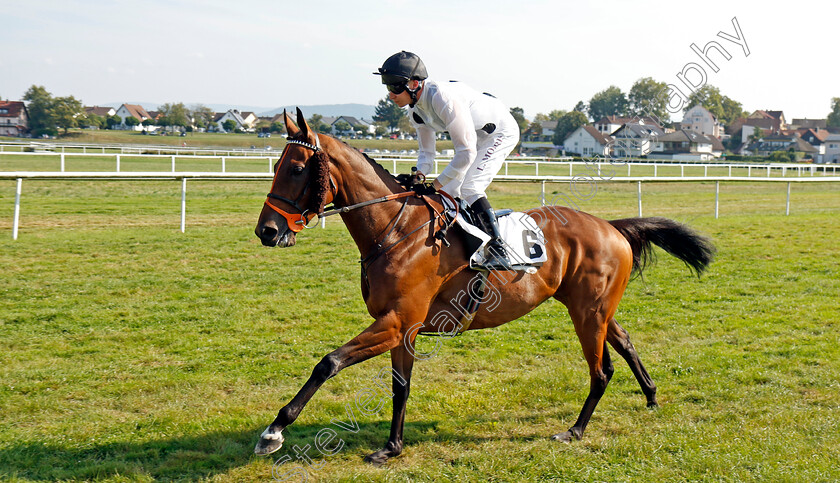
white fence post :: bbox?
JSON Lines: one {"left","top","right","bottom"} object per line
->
{"left": 786, "top": 182, "right": 791, "bottom": 216}
{"left": 180, "top": 178, "right": 187, "bottom": 233}
{"left": 715, "top": 181, "right": 720, "bottom": 219}
{"left": 222, "top": 157, "right": 226, "bottom": 173}
{"left": 13, "top": 178, "right": 22, "bottom": 240}
{"left": 60, "top": 153, "right": 65, "bottom": 172}
{"left": 172, "top": 155, "right": 176, "bottom": 172}
{"left": 116, "top": 154, "right": 121, "bottom": 172}
{"left": 637, "top": 181, "right": 642, "bottom": 217}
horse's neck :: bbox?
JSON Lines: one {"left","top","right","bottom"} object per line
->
{"left": 332, "top": 144, "right": 424, "bottom": 256}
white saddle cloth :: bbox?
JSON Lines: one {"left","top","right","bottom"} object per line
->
{"left": 442, "top": 199, "right": 548, "bottom": 272}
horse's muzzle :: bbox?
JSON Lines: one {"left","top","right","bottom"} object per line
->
{"left": 255, "top": 220, "right": 296, "bottom": 247}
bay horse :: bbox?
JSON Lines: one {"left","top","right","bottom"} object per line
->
{"left": 254, "top": 108, "right": 714, "bottom": 465}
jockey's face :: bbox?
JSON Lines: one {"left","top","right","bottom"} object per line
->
{"left": 388, "top": 80, "right": 421, "bottom": 107}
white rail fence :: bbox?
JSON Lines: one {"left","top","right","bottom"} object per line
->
{"left": 3, "top": 150, "right": 839, "bottom": 178}
{"left": 3, "top": 172, "right": 838, "bottom": 240}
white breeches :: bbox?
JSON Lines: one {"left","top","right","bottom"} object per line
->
{"left": 440, "top": 122, "right": 519, "bottom": 205}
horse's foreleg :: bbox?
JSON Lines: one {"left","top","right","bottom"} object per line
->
{"left": 607, "top": 317, "right": 657, "bottom": 407}
{"left": 552, "top": 315, "right": 611, "bottom": 443}
{"left": 363, "top": 343, "right": 415, "bottom": 466}
{"left": 255, "top": 318, "right": 403, "bottom": 456}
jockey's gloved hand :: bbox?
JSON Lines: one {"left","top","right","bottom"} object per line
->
{"left": 395, "top": 173, "right": 412, "bottom": 189}
{"left": 412, "top": 182, "right": 437, "bottom": 196}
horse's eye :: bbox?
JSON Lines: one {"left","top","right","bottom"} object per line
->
{"left": 291, "top": 165, "right": 305, "bottom": 176}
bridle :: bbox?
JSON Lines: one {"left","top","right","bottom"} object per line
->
{"left": 263, "top": 134, "right": 459, "bottom": 262}
{"left": 263, "top": 136, "right": 336, "bottom": 232}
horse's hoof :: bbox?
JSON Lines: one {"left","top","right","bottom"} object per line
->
{"left": 551, "top": 431, "right": 575, "bottom": 443}
{"left": 255, "top": 427, "right": 284, "bottom": 455}
{"left": 363, "top": 450, "right": 391, "bottom": 467}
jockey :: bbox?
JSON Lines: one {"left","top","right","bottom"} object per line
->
{"left": 375, "top": 51, "right": 520, "bottom": 270}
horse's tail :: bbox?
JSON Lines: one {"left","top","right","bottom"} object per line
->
{"left": 609, "top": 217, "right": 716, "bottom": 277}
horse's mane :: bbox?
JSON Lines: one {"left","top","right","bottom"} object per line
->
{"left": 288, "top": 132, "right": 332, "bottom": 214}
{"left": 292, "top": 132, "right": 404, "bottom": 213}
{"left": 336, "top": 137, "right": 395, "bottom": 177}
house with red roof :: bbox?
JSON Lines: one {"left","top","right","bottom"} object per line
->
{"left": 562, "top": 125, "right": 613, "bottom": 156}
{"left": 0, "top": 101, "right": 29, "bottom": 137}
{"left": 114, "top": 103, "right": 153, "bottom": 130}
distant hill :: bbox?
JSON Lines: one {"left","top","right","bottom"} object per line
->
{"left": 99, "top": 102, "right": 377, "bottom": 121}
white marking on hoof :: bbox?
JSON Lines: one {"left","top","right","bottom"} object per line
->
{"left": 260, "top": 426, "right": 285, "bottom": 442}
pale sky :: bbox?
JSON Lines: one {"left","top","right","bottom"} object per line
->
{"left": 2, "top": 0, "right": 837, "bottom": 121}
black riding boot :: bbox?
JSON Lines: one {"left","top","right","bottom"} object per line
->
{"left": 471, "top": 197, "right": 512, "bottom": 271}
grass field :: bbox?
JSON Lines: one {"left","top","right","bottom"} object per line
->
{"left": 1, "top": 177, "right": 839, "bottom": 481}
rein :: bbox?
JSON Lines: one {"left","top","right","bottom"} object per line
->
{"left": 266, "top": 135, "right": 459, "bottom": 283}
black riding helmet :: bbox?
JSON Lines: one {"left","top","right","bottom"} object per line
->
{"left": 374, "top": 51, "right": 428, "bottom": 84}
{"left": 374, "top": 51, "right": 427, "bottom": 106}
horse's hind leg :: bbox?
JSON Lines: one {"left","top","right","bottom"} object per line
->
{"left": 607, "top": 317, "right": 658, "bottom": 407}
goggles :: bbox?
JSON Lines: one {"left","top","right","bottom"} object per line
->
{"left": 386, "top": 82, "right": 408, "bottom": 95}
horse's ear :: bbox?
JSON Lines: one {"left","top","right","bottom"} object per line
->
{"left": 283, "top": 109, "right": 299, "bottom": 136}
{"left": 296, "top": 107, "right": 314, "bottom": 141}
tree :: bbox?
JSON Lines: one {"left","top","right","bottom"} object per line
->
{"left": 827, "top": 97, "right": 840, "bottom": 128}
{"left": 552, "top": 111, "right": 589, "bottom": 146}
{"left": 222, "top": 119, "right": 237, "bottom": 132}
{"left": 307, "top": 114, "right": 326, "bottom": 133}
{"left": 142, "top": 118, "right": 156, "bottom": 130}
{"left": 628, "top": 77, "right": 670, "bottom": 124}
{"left": 534, "top": 110, "right": 566, "bottom": 123}
{"left": 373, "top": 97, "right": 405, "bottom": 132}
{"left": 509, "top": 107, "right": 529, "bottom": 135}
{"left": 270, "top": 121, "right": 286, "bottom": 134}
{"left": 106, "top": 115, "right": 122, "bottom": 130}
{"left": 573, "top": 101, "right": 587, "bottom": 114}
{"left": 124, "top": 116, "right": 140, "bottom": 128}
{"left": 334, "top": 121, "right": 352, "bottom": 134}
{"left": 526, "top": 121, "right": 543, "bottom": 141}
{"left": 768, "top": 150, "right": 795, "bottom": 163}
{"left": 373, "top": 123, "right": 389, "bottom": 136}
{"left": 189, "top": 104, "right": 215, "bottom": 130}
{"left": 51, "top": 96, "right": 84, "bottom": 134}
{"left": 685, "top": 85, "right": 745, "bottom": 127}
{"left": 588, "top": 86, "right": 628, "bottom": 121}
{"left": 158, "top": 102, "right": 189, "bottom": 130}
{"left": 22, "top": 85, "right": 58, "bottom": 137}
{"left": 78, "top": 113, "right": 103, "bottom": 130}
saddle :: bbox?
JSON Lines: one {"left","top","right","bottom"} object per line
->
{"left": 441, "top": 197, "right": 548, "bottom": 273}
{"left": 395, "top": 172, "right": 548, "bottom": 273}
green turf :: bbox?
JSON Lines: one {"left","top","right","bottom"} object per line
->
{"left": 0, "top": 179, "right": 838, "bottom": 481}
